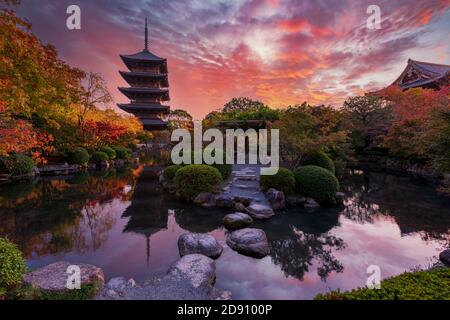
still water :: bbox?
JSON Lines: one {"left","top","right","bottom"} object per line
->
{"left": 0, "top": 165, "right": 449, "bottom": 299}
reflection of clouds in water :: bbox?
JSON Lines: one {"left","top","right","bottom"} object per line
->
{"left": 327, "top": 215, "right": 445, "bottom": 291}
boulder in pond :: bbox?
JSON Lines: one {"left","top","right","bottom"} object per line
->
{"left": 286, "top": 195, "right": 307, "bottom": 207}
{"left": 226, "top": 228, "right": 269, "bottom": 258}
{"left": 23, "top": 261, "right": 104, "bottom": 293}
{"left": 439, "top": 249, "right": 450, "bottom": 266}
{"left": 168, "top": 254, "right": 216, "bottom": 288}
{"left": 304, "top": 198, "right": 320, "bottom": 210}
{"left": 335, "top": 192, "right": 345, "bottom": 205}
{"left": 178, "top": 233, "right": 223, "bottom": 259}
{"left": 193, "top": 192, "right": 216, "bottom": 207}
{"left": 215, "top": 193, "right": 235, "bottom": 208}
{"left": 223, "top": 212, "right": 253, "bottom": 230}
{"left": 245, "top": 203, "right": 275, "bottom": 220}
{"left": 265, "top": 188, "right": 285, "bottom": 210}
{"left": 234, "top": 202, "right": 246, "bottom": 212}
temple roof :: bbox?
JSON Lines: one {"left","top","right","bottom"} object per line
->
{"left": 119, "top": 71, "right": 169, "bottom": 87}
{"left": 392, "top": 59, "right": 450, "bottom": 89}
{"left": 118, "top": 87, "right": 170, "bottom": 101}
{"left": 120, "top": 49, "right": 166, "bottom": 63}
{"left": 118, "top": 102, "right": 170, "bottom": 113}
{"left": 141, "top": 119, "right": 168, "bottom": 130}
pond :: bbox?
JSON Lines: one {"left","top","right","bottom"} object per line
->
{"left": 0, "top": 165, "right": 449, "bottom": 299}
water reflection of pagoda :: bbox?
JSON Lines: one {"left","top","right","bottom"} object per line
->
{"left": 118, "top": 18, "right": 170, "bottom": 130}
{"left": 122, "top": 167, "right": 168, "bottom": 265}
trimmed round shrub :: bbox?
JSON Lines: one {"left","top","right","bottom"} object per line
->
{"left": 0, "top": 154, "right": 34, "bottom": 175}
{"left": 260, "top": 167, "right": 295, "bottom": 194}
{"left": 0, "top": 238, "right": 26, "bottom": 291}
{"left": 67, "top": 147, "right": 89, "bottom": 165}
{"left": 163, "top": 165, "right": 182, "bottom": 183}
{"left": 114, "top": 146, "right": 132, "bottom": 159}
{"left": 100, "top": 146, "right": 116, "bottom": 160}
{"left": 174, "top": 164, "right": 222, "bottom": 201}
{"left": 91, "top": 151, "right": 109, "bottom": 163}
{"left": 294, "top": 165, "right": 339, "bottom": 203}
{"left": 301, "top": 152, "right": 335, "bottom": 174}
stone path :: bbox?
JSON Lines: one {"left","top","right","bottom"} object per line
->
{"left": 219, "top": 164, "right": 270, "bottom": 206}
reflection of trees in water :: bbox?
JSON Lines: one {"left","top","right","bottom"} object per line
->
{"left": 341, "top": 169, "right": 450, "bottom": 245}
{"left": 270, "top": 227, "right": 345, "bottom": 281}
{"left": 0, "top": 168, "right": 137, "bottom": 258}
{"left": 261, "top": 208, "right": 345, "bottom": 281}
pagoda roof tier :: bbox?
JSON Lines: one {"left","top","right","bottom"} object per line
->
{"left": 141, "top": 119, "right": 168, "bottom": 130}
{"left": 392, "top": 59, "right": 450, "bottom": 89}
{"left": 118, "top": 87, "right": 170, "bottom": 101}
{"left": 119, "top": 71, "right": 169, "bottom": 87}
{"left": 118, "top": 103, "right": 170, "bottom": 114}
{"left": 120, "top": 50, "right": 168, "bottom": 73}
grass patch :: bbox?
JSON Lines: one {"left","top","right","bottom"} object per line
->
{"left": 315, "top": 268, "right": 450, "bottom": 300}
{"left": 5, "top": 283, "right": 99, "bottom": 300}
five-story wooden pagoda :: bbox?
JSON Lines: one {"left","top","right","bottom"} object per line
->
{"left": 118, "top": 18, "right": 170, "bottom": 130}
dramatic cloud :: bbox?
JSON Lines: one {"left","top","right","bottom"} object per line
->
{"left": 13, "top": 0, "right": 450, "bottom": 118}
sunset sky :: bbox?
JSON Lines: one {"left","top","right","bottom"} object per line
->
{"left": 14, "top": 0, "right": 450, "bottom": 119}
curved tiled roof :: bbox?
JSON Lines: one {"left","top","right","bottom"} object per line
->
{"left": 393, "top": 59, "right": 450, "bottom": 89}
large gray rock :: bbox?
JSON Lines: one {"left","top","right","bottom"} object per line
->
{"left": 178, "top": 233, "right": 223, "bottom": 259}
{"left": 226, "top": 228, "right": 269, "bottom": 258}
{"left": 245, "top": 203, "right": 275, "bottom": 220}
{"left": 335, "top": 192, "right": 345, "bottom": 205}
{"left": 97, "top": 254, "right": 231, "bottom": 300}
{"left": 265, "top": 188, "right": 285, "bottom": 210}
{"left": 439, "top": 249, "right": 450, "bottom": 266}
{"left": 304, "top": 198, "right": 320, "bottom": 210}
{"left": 23, "top": 261, "right": 104, "bottom": 292}
{"left": 215, "top": 193, "right": 235, "bottom": 208}
{"left": 168, "top": 254, "right": 216, "bottom": 288}
{"left": 193, "top": 192, "right": 216, "bottom": 207}
{"left": 286, "top": 195, "right": 307, "bottom": 207}
{"left": 223, "top": 212, "right": 253, "bottom": 230}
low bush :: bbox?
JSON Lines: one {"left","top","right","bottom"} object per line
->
{"left": 114, "top": 146, "right": 132, "bottom": 159}
{"left": 0, "top": 238, "right": 26, "bottom": 293}
{"left": 0, "top": 154, "right": 34, "bottom": 175}
{"left": 100, "top": 146, "right": 116, "bottom": 160}
{"left": 174, "top": 164, "right": 222, "bottom": 201}
{"left": 315, "top": 268, "right": 450, "bottom": 300}
{"left": 67, "top": 147, "right": 89, "bottom": 165}
{"left": 163, "top": 165, "right": 182, "bottom": 183}
{"left": 294, "top": 165, "right": 339, "bottom": 203}
{"left": 260, "top": 167, "right": 295, "bottom": 194}
{"left": 301, "top": 152, "right": 335, "bottom": 174}
{"left": 91, "top": 151, "right": 109, "bottom": 163}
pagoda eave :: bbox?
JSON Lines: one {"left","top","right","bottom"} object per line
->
{"left": 119, "top": 71, "right": 169, "bottom": 87}
{"left": 141, "top": 119, "right": 168, "bottom": 130}
{"left": 118, "top": 87, "right": 170, "bottom": 101}
{"left": 118, "top": 103, "right": 170, "bottom": 114}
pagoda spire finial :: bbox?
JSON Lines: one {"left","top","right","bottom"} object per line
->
{"left": 144, "top": 17, "right": 149, "bottom": 51}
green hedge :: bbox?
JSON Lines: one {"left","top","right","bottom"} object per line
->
{"left": 0, "top": 238, "right": 26, "bottom": 292}
{"left": 67, "top": 147, "right": 89, "bottom": 165}
{"left": 301, "top": 152, "right": 335, "bottom": 174}
{"left": 315, "top": 268, "right": 450, "bottom": 300}
{"left": 114, "top": 146, "right": 132, "bottom": 159}
{"left": 100, "top": 146, "right": 116, "bottom": 160}
{"left": 294, "top": 165, "right": 339, "bottom": 203}
{"left": 91, "top": 151, "right": 109, "bottom": 163}
{"left": 163, "top": 165, "right": 182, "bottom": 183}
{"left": 174, "top": 164, "right": 222, "bottom": 201}
{"left": 0, "top": 154, "right": 34, "bottom": 175}
{"left": 260, "top": 167, "right": 295, "bottom": 194}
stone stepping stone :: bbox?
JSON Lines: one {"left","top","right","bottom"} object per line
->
{"left": 245, "top": 204, "right": 275, "bottom": 220}
{"left": 223, "top": 212, "right": 253, "bottom": 230}
{"left": 23, "top": 261, "right": 105, "bottom": 293}
{"left": 178, "top": 233, "right": 223, "bottom": 259}
{"left": 226, "top": 228, "right": 269, "bottom": 258}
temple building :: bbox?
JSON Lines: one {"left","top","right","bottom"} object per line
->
{"left": 390, "top": 59, "right": 450, "bottom": 90}
{"left": 118, "top": 18, "right": 170, "bottom": 130}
